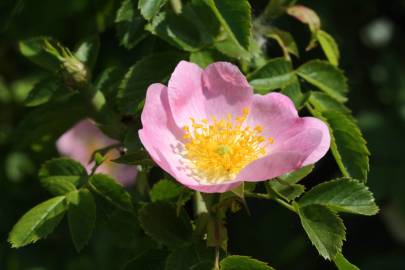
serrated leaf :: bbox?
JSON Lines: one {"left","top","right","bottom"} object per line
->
{"left": 247, "top": 57, "right": 295, "bottom": 93}
{"left": 299, "top": 178, "right": 378, "bottom": 215}
{"left": 115, "top": 0, "right": 148, "bottom": 49}
{"left": 39, "top": 158, "right": 87, "bottom": 195}
{"left": 8, "top": 196, "right": 67, "bottom": 248}
{"left": 74, "top": 35, "right": 100, "bottom": 71}
{"left": 89, "top": 174, "right": 134, "bottom": 211}
{"left": 19, "top": 37, "right": 65, "bottom": 71}
{"left": 190, "top": 49, "right": 228, "bottom": 68}
{"left": 138, "top": 202, "right": 192, "bottom": 248}
{"left": 24, "top": 78, "right": 69, "bottom": 107}
{"left": 206, "top": 0, "right": 252, "bottom": 52}
{"left": 117, "top": 51, "right": 185, "bottom": 113}
{"left": 150, "top": 179, "right": 187, "bottom": 202}
{"left": 165, "top": 242, "right": 215, "bottom": 270}
{"left": 139, "top": 0, "right": 167, "bottom": 20}
{"left": 333, "top": 252, "right": 360, "bottom": 270}
{"left": 309, "top": 93, "right": 369, "bottom": 182}
{"left": 297, "top": 204, "right": 346, "bottom": 260}
{"left": 112, "top": 150, "right": 154, "bottom": 166}
{"left": 67, "top": 189, "right": 96, "bottom": 252}
{"left": 317, "top": 30, "right": 340, "bottom": 66}
{"left": 297, "top": 60, "right": 348, "bottom": 102}
{"left": 265, "top": 26, "right": 299, "bottom": 58}
{"left": 318, "top": 120, "right": 368, "bottom": 181}
{"left": 220, "top": 255, "right": 275, "bottom": 270}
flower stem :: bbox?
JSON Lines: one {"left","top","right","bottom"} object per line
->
{"left": 273, "top": 197, "right": 297, "bottom": 213}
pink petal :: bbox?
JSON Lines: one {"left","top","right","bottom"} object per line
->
{"left": 56, "top": 119, "right": 137, "bottom": 186}
{"left": 140, "top": 83, "right": 244, "bottom": 193}
{"left": 167, "top": 61, "right": 206, "bottom": 127}
{"left": 246, "top": 93, "right": 298, "bottom": 141}
{"left": 236, "top": 117, "right": 330, "bottom": 182}
{"left": 167, "top": 61, "right": 253, "bottom": 128}
{"left": 201, "top": 62, "right": 253, "bottom": 119}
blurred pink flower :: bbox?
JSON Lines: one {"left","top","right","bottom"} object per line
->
{"left": 57, "top": 119, "right": 137, "bottom": 186}
{"left": 139, "top": 61, "right": 330, "bottom": 193}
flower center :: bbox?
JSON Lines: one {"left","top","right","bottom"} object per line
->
{"left": 182, "top": 108, "right": 274, "bottom": 184}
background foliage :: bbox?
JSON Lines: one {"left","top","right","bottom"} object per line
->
{"left": 0, "top": 0, "right": 404, "bottom": 269}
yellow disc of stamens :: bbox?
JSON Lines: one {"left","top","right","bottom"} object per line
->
{"left": 182, "top": 108, "right": 274, "bottom": 183}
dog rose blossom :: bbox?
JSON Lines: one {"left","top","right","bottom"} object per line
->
{"left": 139, "top": 61, "right": 330, "bottom": 193}
{"left": 57, "top": 119, "right": 137, "bottom": 186}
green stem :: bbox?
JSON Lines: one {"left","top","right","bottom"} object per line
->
{"left": 273, "top": 197, "right": 297, "bottom": 213}
{"left": 194, "top": 191, "right": 208, "bottom": 217}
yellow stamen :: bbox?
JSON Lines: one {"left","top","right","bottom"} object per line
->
{"left": 182, "top": 108, "right": 274, "bottom": 183}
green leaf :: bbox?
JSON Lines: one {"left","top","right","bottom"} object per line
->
{"left": 297, "top": 60, "right": 348, "bottom": 102}
{"left": 112, "top": 150, "right": 154, "bottom": 166}
{"left": 115, "top": 0, "right": 147, "bottom": 49}
{"left": 265, "top": 26, "right": 299, "bottom": 58}
{"left": 309, "top": 93, "right": 369, "bottom": 182}
{"left": 8, "top": 196, "right": 67, "bottom": 248}
{"left": 281, "top": 77, "right": 309, "bottom": 109}
{"left": 190, "top": 49, "right": 229, "bottom": 68}
{"left": 24, "top": 78, "right": 69, "bottom": 107}
{"left": 297, "top": 204, "right": 346, "bottom": 260}
{"left": 19, "top": 37, "right": 66, "bottom": 71}
{"left": 278, "top": 165, "right": 314, "bottom": 184}
{"left": 317, "top": 30, "right": 340, "bottom": 66}
{"left": 39, "top": 158, "right": 87, "bottom": 195}
{"left": 146, "top": 0, "right": 219, "bottom": 51}
{"left": 206, "top": 0, "right": 252, "bottom": 51}
{"left": 89, "top": 174, "right": 134, "bottom": 211}
{"left": 333, "top": 253, "right": 360, "bottom": 270}
{"left": 138, "top": 202, "right": 192, "bottom": 248}
{"left": 67, "top": 189, "right": 96, "bottom": 252}
{"left": 220, "top": 255, "right": 275, "bottom": 270}
{"left": 74, "top": 35, "right": 100, "bottom": 71}
{"left": 260, "top": 0, "right": 298, "bottom": 20}
{"left": 165, "top": 242, "right": 215, "bottom": 270}
{"left": 247, "top": 58, "right": 295, "bottom": 93}
{"left": 139, "top": 0, "right": 167, "bottom": 20}
{"left": 150, "top": 179, "right": 187, "bottom": 202}
{"left": 268, "top": 181, "right": 305, "bottom": 202}
{"left": 117, "top": 51, "right": 185, "bottom": 113}
{"left": 125, "top": 249, "right": 168, "bottom": 270}
{"left": 299, "top": 178, "right": 378, "bottom": 215}
{"left": 13, "top": 94, "right": 86, "bottom": 150}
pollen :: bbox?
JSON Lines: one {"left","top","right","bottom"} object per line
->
{"left": 182, "top": 108, "right": 274, "bottom": 184}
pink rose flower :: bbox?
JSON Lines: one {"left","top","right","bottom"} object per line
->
{"left": 57, "top": 119, "right": 137, "bottom": 186}
{"left": 139, "top": 61, "right": 330, "bottom": 193}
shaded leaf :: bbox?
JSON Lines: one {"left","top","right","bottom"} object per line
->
{"left": 139, "top": 0, "right": 167, "bottom": 20}
{"left": 220, "top": 255, "right": 275, "bottom": 270}
{"left": 67, "top": 189, "right": 96, "bottom": 252}
{"left": 74, "top": 35, "right": 100, "bottom": 71}
{"left": 278, "top": 165, "right": 314, "bottom": 184}
{"left": 206, "top": 0, "right": 252, "bottom": 51}
{"left": 150, "top": 179, "right": 188, "bottom": 202}
{"left": 24, "top": 78, "right": 69, "bottom": 107}
{"left": 115, "top": 0, "right": 147, "bottom": 49}
{"left": 297, "top": 204, "right": 346, "bottom": 260}
{"left": 265, "top": 26, "right": 299, "bottom": 57}
{"left": 8, "top": 196, "right": 67, "bottom": 248}
{"left": 165, "top": 242, "right": 215, "bottom": 270}
{"left": 89, "top": 174, "right": 134, "bottom": 211}
{"left": 281, "top": 77, "right": 309, "bottom": 109}
{"left": 247, "top": 57, "right": 295, "bottom": 93}
{"left": 117, "top": 51, "right": 185, "bottom": 113}
{"left": 112, "top": 150, "right": 154, "bottom": 166}
{"left": 299, "top": 178, "right": 379, "bottom": 215}
{"left": 138, "top": 202, "right": 192, "bottom": 248}
{"left": 297, "top": 60, "right": 348, "bottom": 102}
{"left": 268, "top": 181, "right": 305, "bottom": 202}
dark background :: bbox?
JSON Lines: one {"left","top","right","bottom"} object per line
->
{"left": 1, "top": 0, "right": 404, "bottom": 269}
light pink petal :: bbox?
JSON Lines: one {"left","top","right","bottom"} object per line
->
{"left": 246, "top": 93, "right": 298, "bottom": 141}
{"left": 167, "top": 61, "right": 206, "bottom": 127}
{"left": 96, "top": 160, "right": 138, "bottom": 186}
{"left": 201, "top": 62, "right": 253, "bottom": 119}
{"left": 236, "top": 117, "right": 330, "bottom": 182}
{"left": 167, "top": 61, "right": 254, "bottom": 128}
